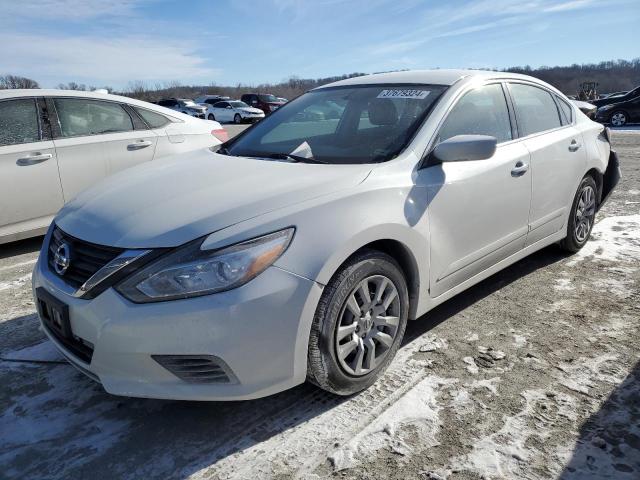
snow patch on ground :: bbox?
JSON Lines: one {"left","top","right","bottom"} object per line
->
{"left": 328, "top": 376, "right": 454, "bottom": 471}
{"left": 567, "top": 214, "right": 640, "bottom": 266}
{"left": 2, "top": 339, "right": 64, "bottom": 363}
{"left": 513, "top": 334, "right": 527, "bottom": 348}
{"left": 554, "top": 278, "right": 575, "bottom": 291}
{"left": 0, "top": 273, "right": 32, "bottom": 292}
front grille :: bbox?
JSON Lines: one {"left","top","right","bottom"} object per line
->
{"left": 152, "top": 355, "right": 237, "bottom": 384}
{"left": 48, "top": 226, "right": 124, "bottom": 288}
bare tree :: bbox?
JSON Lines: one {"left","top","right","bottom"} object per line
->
{"left": 0, "top": 75, "right": 39, "bottom": 89}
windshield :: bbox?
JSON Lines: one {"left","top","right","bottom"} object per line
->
{"left": 258, "top": 94, "right": 279, "bottom": 103}
{"left": 231, "top": 101, "right": 249, "bottom": 108}
{"left": 225, "top": 84, "right": 447, "bottom": 164}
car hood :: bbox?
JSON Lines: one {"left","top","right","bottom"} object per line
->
{"left": 240, "top": 107, "right": 264, "bottom": 114}
{"left": 55, "top": 150, "right": 371, "bottom": 248}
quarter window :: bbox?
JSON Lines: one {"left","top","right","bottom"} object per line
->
{"left": 134, "top": 107, "right": 171, "bottom": 128}
{"left": 555, "top": 96, "right": 573, "bottom": 125}
{"left": 0, "top": 99, "right": 40, "bottom": 146}
{"left": 54, "top": 98, "right": 134, "bottom": 137}
{"left": 509, "top": 83, "right": 561, "bottom": 136}
{"left": 438, "top": 84, "right": 513, "bottom": 144}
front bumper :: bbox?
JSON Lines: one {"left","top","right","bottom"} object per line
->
{"left": 32, "top": 242, "right": 322, "bottom": 401}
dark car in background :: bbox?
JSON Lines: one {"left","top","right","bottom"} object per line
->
{"left": 592, "top": 86, "right": 640, "bottom": 108}
{"left": 240, "top": 93, "right": 285, "bottom": 114}
{"left": 595, "top": 93, "right": 640, "bottom": 126}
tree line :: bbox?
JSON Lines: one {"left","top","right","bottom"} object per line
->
{"left": 2, "top": 58, "right": 639, "bottom": 101}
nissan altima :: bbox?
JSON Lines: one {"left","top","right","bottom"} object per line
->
{"left": 33, "top": 70, "right": 620, "bottom": 401}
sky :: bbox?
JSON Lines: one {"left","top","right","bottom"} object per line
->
{"left": 1, "top": 0, "right": 638, "bottom": 89}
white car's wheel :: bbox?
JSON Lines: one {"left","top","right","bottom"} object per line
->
{"left": 307, "top": 250, "right": 409, "bottom": 396}
{"left": 234, "top": 114, "right": 242, "bottom": 124}
{"left": 208, "top": 114, "right": 215, "bottom": 121}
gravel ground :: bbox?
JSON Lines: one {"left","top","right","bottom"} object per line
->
{"left": 0, "top": 129, "right": 638, "bottom": 480}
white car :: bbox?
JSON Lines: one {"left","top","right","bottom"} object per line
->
{"left": 32, "top": 70, "right": 619, "bottom": 401}
{"left": 0, "top": 89, "right": 227, "bottom": 244}
{"left": 156, "top": 98, "right": 208, "bottom": 119}
{"left": 204, "top": 100, "right": 265, "bottom": 124}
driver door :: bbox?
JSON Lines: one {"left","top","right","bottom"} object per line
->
{"left": 419, "top": 83, "right": 532, "bottom": 297}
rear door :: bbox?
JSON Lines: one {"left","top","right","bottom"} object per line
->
{"left": 213, "top": 102, "right": 232, "bottom": 122}
{"left": 0, "top": 97, "right": 64, "bottom": 240}
{"left": 50, "top": 97, "right": 157, "bottom": 200}
{"left": 423, "top": 83, "right": 532, "bottom": 297}
{"left": 507, "top": 83, "right": 587, "bottom": 245}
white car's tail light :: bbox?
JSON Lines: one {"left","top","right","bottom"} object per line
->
{"left": 212, "top": 128, "right": 229, "bottom": 142}
{"left": 116, "top": 228, "right": 294, "bottom": 303}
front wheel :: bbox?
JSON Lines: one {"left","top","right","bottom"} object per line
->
{"left": 208, "top": 113, "right": 215, "bottom": 121}
{"left": 560, "top": 175, "right": 597, "bottom": 253}
{"left": 609, "top": 111, "right": 627, "bottom": 127}
{"left": 307, "top": 250, "right": 409, "bottom": 396}
{"left": 234, "top": 114, "right": 242, "bottom": 124}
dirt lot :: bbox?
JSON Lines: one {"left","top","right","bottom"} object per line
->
{"left": 0, "top": 129, "right": 638, "bottom": 480}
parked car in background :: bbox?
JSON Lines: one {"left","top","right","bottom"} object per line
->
{"left": 157, "top": 98, "right": 207, "bottom": 118}
{"left": 0, "top": 89, "right": 226, "bottom": 244}
{"left": 591, "top": 86, "right": 640, "bottom": 108}
{"left": 204, "top": 100, "right": 265, "bottom": 123}
{"left": 595, "top": 94, "right": 640, "bottom": 126}
{"left": 32, "top": 70, "right": 618, "bottom": 401}
{"left": 240, "top": 93, "right": 285, "bottom": 114}
{"left": 571, "top": 99, "right": 597, "bottom": 119}
{"left": 277, "top": 97, "right": 288, "bottom": 103}
{"left": 600, "top": 91, "right": 627, "bottom": 99}
{"left": 194, "top": 95, "right": 231, "bottom": 106}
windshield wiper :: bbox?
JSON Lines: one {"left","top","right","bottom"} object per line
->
{"left": 263, "top": 153, "right": 328, "bottom": 164}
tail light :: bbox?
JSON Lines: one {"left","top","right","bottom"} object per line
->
{"left": 212, "top": 128, "right": 228, "bottom": 142}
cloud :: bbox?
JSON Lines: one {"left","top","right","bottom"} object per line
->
{"left": 0, "top": 33, "right": 219, "bottom": 87}
{"left": 543, "top": 0, "right": 595, "bottom": 12}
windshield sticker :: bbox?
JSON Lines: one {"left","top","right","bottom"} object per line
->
{"left": 377, "top": 89, "right": 430, "bottom": 99}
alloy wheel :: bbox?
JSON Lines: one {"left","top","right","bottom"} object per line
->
{"left": 335, "top": 275, "right": 401, "bottom": 376}
{"left": 575, "top": 184, "right": 596, "bottom": 242}
{"left": 610, "top": 112, "right": 627, "bottom": 127}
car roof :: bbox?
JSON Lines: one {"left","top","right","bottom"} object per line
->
{"left": 0, "top": 88, "right": 164, "bottom": 108}
{"left": 314, "top": 69, "right": 542, "bottom": 89}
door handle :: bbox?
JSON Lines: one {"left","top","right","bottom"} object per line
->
{"left": 511, "top": 161, "right": 529, "bottom": 177}
{"left": 127, "top": 140, "right": 153, "bottom": 151}
{"left": 568, "top": 140, "right": 581, "bottom": 152}
{"left": 16, "top": 153, "right": 53, "bottom": 166}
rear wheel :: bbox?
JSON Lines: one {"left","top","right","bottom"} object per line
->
{"left": 609, "top": 111, "right": 627, "bottom": 127}
{"left": 307, "top": 250, "right": 409, "bottom": 396}
{"left": 234, "top": 114, "right": 242, "bottom": 124}
{"left": 208, "top": 113, "right": 215, "bottom": 121}
{"left": 560, "top": 175, "right": 597, "bottom": 253}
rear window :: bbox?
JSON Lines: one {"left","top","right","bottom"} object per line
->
{"left": 508, "top": 83, "right": 561, "bottom": 137}
{"left": 226, "top": 84, "right": 447, "bottom": 164}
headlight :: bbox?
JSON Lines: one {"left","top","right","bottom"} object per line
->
{"left": 116, "top": 228, "right": 294, "bottom": 303}
{"left": 598, "top": 105, "right": 613, "bottom": 112}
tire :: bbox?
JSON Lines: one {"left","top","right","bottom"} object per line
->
{"left": 609, "top": 111, "right": 627, "bottom": 127}
{"left": 560, "top": 175, "right": 597, "bottom": 253}
{"left": 234, "top": 114, "right": 242, "bottom": 124}
{"left": 208, "top": 113, "right": 215, "bottom": 121}
{"left": 307, "top": 249, "right": 409, "bottom": 396}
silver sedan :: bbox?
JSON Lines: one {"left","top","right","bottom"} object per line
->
{"left": 32, "top": 69, "right": 619, "bottom": 400}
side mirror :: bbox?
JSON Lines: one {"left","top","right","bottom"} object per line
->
{"left": 430, "top": 135, "right": 497, "bottom": 164}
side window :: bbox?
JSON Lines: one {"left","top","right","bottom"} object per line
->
{"left": 134, "top": 107, "right": 171, "bottom": 128}
{"left": 54, "top": 98, "right": 134, "bottom": 137}
{"left": 438, "top": 84, "right": 513, "bottom": 143}
{"left": 213, "top": 102, "right": 226, "bottom": 108}
{"left": 509, "top": 83, "right": 561, "bottom": 136}
{"left": 0, "top": 99, "right": 40, "bottom": 146}
{"left": 555, "top": 96, "right": 573, "bottom": 125}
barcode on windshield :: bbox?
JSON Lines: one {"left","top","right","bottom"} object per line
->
{"left": 377, "top": 89, "right": 430, "bottom": 99}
